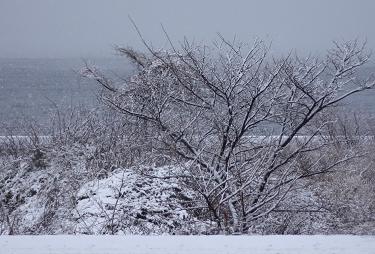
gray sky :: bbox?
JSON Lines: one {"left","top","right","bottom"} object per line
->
{"left": 0, "top": 0, "right": 374, "bottom": 58}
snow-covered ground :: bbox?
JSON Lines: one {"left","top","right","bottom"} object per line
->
{"left": 0, "top": 235, "right": 374, "bottom": 254}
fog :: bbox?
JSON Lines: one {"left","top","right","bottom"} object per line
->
{"left": 0, "top": 0, "right": 374, "bottom": 58}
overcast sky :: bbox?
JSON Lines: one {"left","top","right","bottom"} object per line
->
{"left": 0, "top": 0, "right": 374, "bottom": 58}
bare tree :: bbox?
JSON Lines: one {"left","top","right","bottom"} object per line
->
{"left": 82, "top": 36, "right": 374, "bottom": 233}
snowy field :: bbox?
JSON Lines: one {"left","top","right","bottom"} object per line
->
{"left": 0, "top": 235, "right": 374, "bottom": 254}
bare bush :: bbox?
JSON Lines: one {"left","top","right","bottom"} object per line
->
{"left": 83, "top": 36, "right": 375, "bottom": 233}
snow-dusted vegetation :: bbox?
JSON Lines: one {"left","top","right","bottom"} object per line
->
{"left": 1, "top": 38, "right": 375, "bottom": 236}
{"left": 74, "top": 166, "right": 204, "bottom": 234}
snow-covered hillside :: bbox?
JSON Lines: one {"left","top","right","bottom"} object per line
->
{"left": 1, "top": 235, "right": 374, "bottom": 254}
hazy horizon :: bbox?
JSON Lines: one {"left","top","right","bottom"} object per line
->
{"left": 1, "top": 0, "right": 375, "bottom": 59}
